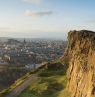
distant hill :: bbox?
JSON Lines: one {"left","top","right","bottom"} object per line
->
{"left": 7, "top": 39, "right": 21, "bottom": 44}
{"left": 0, "top": 37, "right": 67, "bottom": 42}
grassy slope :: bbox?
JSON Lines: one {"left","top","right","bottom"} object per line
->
{"left": 0, "top": 72, "right": 32, "bottom": 97}
{"left": 18, "top": 61, "right": 71, "bottom": 97}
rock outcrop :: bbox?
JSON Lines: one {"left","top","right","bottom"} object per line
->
{"left": 66, "top": 30, "right": 95, "bottom": 97}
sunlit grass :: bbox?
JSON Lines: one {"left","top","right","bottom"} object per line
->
{"left": 18, "top": 62, "right": 70, "bottom": 97}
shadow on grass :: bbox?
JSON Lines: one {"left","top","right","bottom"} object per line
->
{"left": 18, "top": 61, "right": 69, "bottom": 97}
{"left": 31, "top": 80, "right": 64, "bottom": 97}
{"left": 38, "top": 62, "right": 69, "bottom": 77}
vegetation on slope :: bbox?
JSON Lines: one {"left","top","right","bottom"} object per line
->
{"left": 0, "top": 57, "right": 70, "bottom": 97}
{"left": 0, "top": 71, "right": 31, "bottom": 97}
{"left": 18, "top": 59, "right": 71, "bottom": 97}
{"left": 0, "top": 68, "right": 28, "bottom": 92}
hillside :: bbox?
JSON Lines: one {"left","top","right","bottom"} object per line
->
{"left": 0, "top": 61, "right": 70, "bottom": 97}
{"left": 0, "top": 64, "right": 28, "bottom": 92}
{"left": 66, "top": 30, "right": 95, "bottom": 97}
{"left": 18, "top": 62, "right": 70, "bottom": 97}
{"left": 18, "top": 30, "right": 95, "bottom": 97}
{"left": 1, "top": 30, "right": 95, "bottom": 97}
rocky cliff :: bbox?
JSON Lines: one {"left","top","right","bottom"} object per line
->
{"left": 66, "top": 30, "right": 95, "bottom": 97}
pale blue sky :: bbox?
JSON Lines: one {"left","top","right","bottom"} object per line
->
{"left": 0, "top": 0, "right": 95, "bottom": 39}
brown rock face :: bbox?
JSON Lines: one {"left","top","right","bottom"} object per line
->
{"left": 66, "top": 30, "right": 95, "bottom": 97}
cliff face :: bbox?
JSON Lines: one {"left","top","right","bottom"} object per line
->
{"left": 66, "top": 30, "right": 95, "bottom": 97}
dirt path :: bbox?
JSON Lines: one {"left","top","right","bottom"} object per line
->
{"left": 4, "top": 74, "right": 38, "bottom": 97}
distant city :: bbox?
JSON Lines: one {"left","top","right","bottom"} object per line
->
{"left": 0, "top": 38, "right": 67, "bottom": 70}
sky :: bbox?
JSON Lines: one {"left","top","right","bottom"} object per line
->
{"left": 0, "top": 0, "right": 95, "bottom": 39}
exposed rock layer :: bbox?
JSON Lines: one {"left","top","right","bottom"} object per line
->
{"left": 66, "top": 30, "right": 95, "bottom": 97}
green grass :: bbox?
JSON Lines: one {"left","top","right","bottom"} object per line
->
{"left": 0, "top": 72, "right": 32, "bottom": 97}
{"left": 0, "top": 61, "right": 70, "bottom": 97}
{"left": 18, "top": 62, "right": 70, "bottom": 97}
{"left": 18, "top": 76, "right": 66, "bottom": 97}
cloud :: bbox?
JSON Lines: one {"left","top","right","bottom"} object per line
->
{"left": 24, "top": 10, "right": 53, "bottom": 16}
{"left": 23, "top": 0, "right": 43, "bottom": 4}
